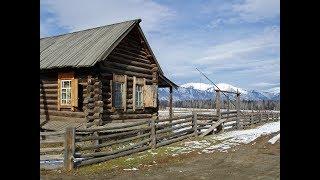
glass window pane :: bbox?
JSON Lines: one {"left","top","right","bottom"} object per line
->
{"left": 62, "top": 100, "right": 66, "bottom": 104}
{"left": 62, "top": 93, "right": 66, "bottom": 99}
{"left": 62, "top": 89, "right": 66, "bottom": 93}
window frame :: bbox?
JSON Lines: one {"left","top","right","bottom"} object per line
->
{"left": 60, "top": 80, "right": 72, "bottom": 106}
{"left": 112, "top": 74, "right": 127, "bottom": 110}
{"left": 113, "top": 81, "right": 124, "bottom": 109}
{"left": 135, "top": 84, "right": 143, "bottom": 109}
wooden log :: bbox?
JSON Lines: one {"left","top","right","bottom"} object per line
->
{"left": 150, "top": 114, "right": 156, "bottom": 149}
{"left": 157, "top": 128, "right": 193, "bottom": 141}
{"left": 111, "top": 51, "right": 150, "bottom": 64}
{"left": 156, "top": 118, "right": 192, "bottom": 129}
{"left": 64, "top": 127, "right": 75, "bottom": 171}
{"left": 156, "top": 115, "right": 193, "bottom": 123}
{"left": 78, "top": 132, "right": 151, "bottom": 151}
{"left": 236, "top": 92, "right": 240, "bottom": 129}
{"left": 192, "top": 112, "right": 198, "bottom": 137}
{"left": 40, "top": 109, "right": 85, "bottom": 118}
{"left": 40, "top": 147, "right": 64, "bottom": 154}
{"left": 169, "top": 86, "right": 173, "bottom": 118}
{"left": 108, "top": 54, "right": 152, "bottom": 69}
{"left": 100, "top": 66, "right": 153, "bottom": 79}
{"left": 40, "top": 139, "right": 64, "bottom": 145}
{"left": 77, "top": 120, "right": 150, "bottom": 132}
{"left": 103, "top": 61, "right": 152, "bottom": 75}
{"left": 40, "top": 131, "right": 65, "bottom": 136}
{"left": 156, "top": 123, "right": 190, "bottom": 135}
{"left": 156, "top": 133, "right": 194, "bottom": 148}
{"left": 76, "top": 145, "right": 150, "bottom": 167}
{"left": 76, "top": 129, "right": 144, "bottom": 142}
{"left": 77, "top": 138, "right": 150, "bottom": 158}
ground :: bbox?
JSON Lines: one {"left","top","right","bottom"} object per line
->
{"left": 41, "top": 122, "right": 280, "bottom": 180}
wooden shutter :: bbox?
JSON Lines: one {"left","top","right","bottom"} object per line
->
{"left": 71, "top": 78, "right": 78, "bottom": 108}
{"left": 143, "top": 85, "right": 158, "bottom": 107}
{"left": 57, "top": 78, "right": 61, "bottom": 110}
{"left": 132, "top": 76, "right": 136, "bottom": 111}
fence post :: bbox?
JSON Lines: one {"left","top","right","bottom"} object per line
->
{"left": 150, "top": 114, "right": 157, "bottom": 149}
{"left": 215, "top": 90, "right": 223, "bottom": 133}
{"left": 192, "top": 112, "right": 198, "bottom": 137}
{"left": 64, "top": 127, "right": 75, "bottom": 171}
{"left": 236, "top": 91, "right": 240, "bottom": 129}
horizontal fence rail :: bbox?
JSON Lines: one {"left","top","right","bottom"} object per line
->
{"left": 40, "top": 110, "right": 280, "bottom": 171}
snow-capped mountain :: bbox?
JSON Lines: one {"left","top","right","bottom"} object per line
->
{"left": 158, "top": 82, "right": 280, "bottom": 101}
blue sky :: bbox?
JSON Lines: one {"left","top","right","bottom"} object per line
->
{"left": 40, "top": 0, "right": 279, "bottom": 91}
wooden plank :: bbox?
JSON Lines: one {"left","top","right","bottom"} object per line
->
{"left": 40, "top": 147, "right": 64, "bottom": 154}
{"left": 156, "top": 133, "right": 194, "bottom": 148}
{"left": 76, "top": 145, "right": 150, "bottom": 167}
{"left": 199, "top": 118, "right": 229, "bottom": 137}
{"left": 64, "top": 127, "right": 75, "bottom": 171}
{"left": 78, "top": 132, "right": 151, "bottom": 151}
{"left": 77, "top": 138, "right": 150, "bottom": 158}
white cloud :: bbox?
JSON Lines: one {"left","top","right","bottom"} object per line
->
{"left": 232, "top": 0, "right": 280, "bottom": 23}
{"left": 251, "top": 82, "right": 279, "bottom": 88}
{"left": 40, "top": 0, "right": 175, "bottom": 35}
{"left": 196, "top": 26, "right": 279, "bottom": 64}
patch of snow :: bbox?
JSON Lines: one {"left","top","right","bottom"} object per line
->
{"left": 203, "top": 121, "right": 280, "bottom": 152}
{"left": 123, "top": 167, "right": 139, "bottom": 171}
{"left": 268, "top": 133, "right": 280, "bottom": 144}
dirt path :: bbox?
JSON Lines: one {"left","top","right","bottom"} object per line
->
{"left": 41, "top": 133, "right": 279, "bottom": 180}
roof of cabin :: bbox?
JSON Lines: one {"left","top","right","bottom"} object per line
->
{"left": 40, "top": 19, "right": 178, "bottom": 88}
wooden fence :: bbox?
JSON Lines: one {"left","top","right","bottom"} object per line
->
{"left": 40, "top": 110, "right": 280, "bottom": 170}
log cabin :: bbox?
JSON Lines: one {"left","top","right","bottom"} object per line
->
{"left": 40, "top": 19, "right": 177, "bottom": 131}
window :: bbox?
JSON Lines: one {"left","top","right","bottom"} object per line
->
{"left": 61, "top": 80, "right": 71, "bottom": 105}
{"left": 57, "top": 72, "right": 78, "bottom": 111}
{"left": 113, "top": 82, "right": 123, "bottom": 108}
{"left": 135, "top": 85, "right": 143, "bottom": 108}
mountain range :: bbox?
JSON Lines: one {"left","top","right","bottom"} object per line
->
{"left": 158, "top": 83, "right": 280, "bottom": 101}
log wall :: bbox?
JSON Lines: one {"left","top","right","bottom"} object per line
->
{"left": 98, "top": 26, "right": 158, "bottom": 123}
{"left": 40, "top": 70, "right": 90, "bottom": 124}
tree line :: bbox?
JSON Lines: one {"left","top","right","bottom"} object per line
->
{"left": 159, "top": 99, "right": 280, "bottom": 111}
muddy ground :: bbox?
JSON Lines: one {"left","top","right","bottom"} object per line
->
{"left": 41, "top": 133, "right": 279, "bottom": 180}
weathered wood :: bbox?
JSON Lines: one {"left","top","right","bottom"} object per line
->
{"left": 200, "top": 118, "right": 229, "bottom": 137}
{"left": 77, "top": 120, "right": 150, "bottom": 132}
{"left": 192, "top": 112, "right": 198, "bottom": 137}
{"left": 150, "top": 114, "right": 156, "bottom": 149}
{"left": 40, "top": 147, "right": 64, "bottom": 154}
{"left": 169, "top": 86, "right": 173, "bottom": 118}
{"left": 40, "top": 139, "right": 64, "bottom": 145}
{"left": 64, "top": 127, "right": 75, "bottom": 171}
{"left": 156, "top": 133, "right": 194, "bottom": 148}
{"left": 108, "top": 54, "right": 152, "bottom": 69}
{"left": 76, "top": 145, "right": 150, "bottom": 167}
{"left": 157, "top": 128, "right": 193, "bottom": 141}
{"left": 78, "top": 138, "right": 150, "bottom": 158}
{"left": 40, "top": 131, "right": 65, "bottom": 136}
{"left": 100, "top": 66, "right": 153, "bottom": 79}
{"left": 76, "top": 129, "right": 145, "bottom": 142}
{"left": 104, "top": 61, "right": 152, "bottom": 75}
{"left": 236, "top": 92, "right": 241, "bottom": 129}
{"left": 156, "top": 123, "right": 191, "bottom": 135}
{"left": 156, "top": 115, "right": 194, "bottom": 123}
{"left": 78, "top": 132, "right": 151, "bottom": 151}
{"left": 156, "top": 118, "right": 192, "bottom": 129}
{"left": 40, "top": 109, "right": 85, "bottom": 118}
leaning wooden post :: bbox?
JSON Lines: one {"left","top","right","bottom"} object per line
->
{"left": 150, "top": 114, "right": 157, "bottom": 149}
{"left": 64, "top": 127, "right": 75, "bottom": 171}
{"left": 236, "top": 90, "right": 241, "bottom": 129}
{"left": 169, "top": 86, "right": 173, "bottom": 119}
{"left": 215, "top": 90, "right": 222, "bottom": 133}
{"left": 192, "top": 112, "right": 198, "bottom": 137}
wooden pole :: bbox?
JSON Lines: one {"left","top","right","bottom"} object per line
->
{"left": 150, "top": 114, "right": 156, "bottom": 149}
{"left": 192, "top": 112, "right": 198, "bottom": 137}
{"left": 215, "top": 90, "right": 222, "bottom": 133}
{"left": 64, "top": 127, "right": 75, "bottom": 171}
{"left": 236, "top": 91, "right": 240, "bottom": 129}
{"left": 169, "top": 86, "right": 173, "bottom": 119}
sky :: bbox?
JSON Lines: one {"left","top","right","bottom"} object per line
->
{"left": 40, "top": 0, "right": 280, "bottom": 91}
